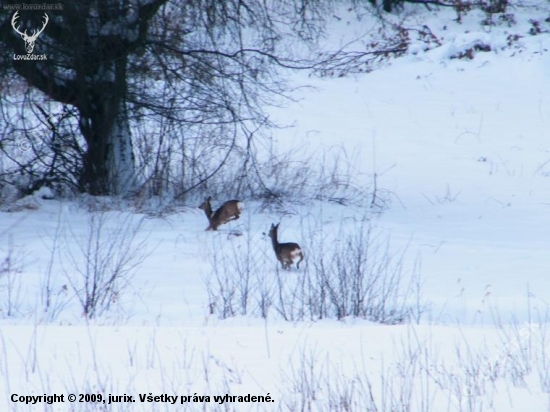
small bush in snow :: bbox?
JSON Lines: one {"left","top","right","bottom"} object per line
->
{"left": 62, "top": 212, "right": 149, "bottom": 319}
{"left": 206, "top": 214, "right": 426, "bottom": 324}
{"left": 0, "top": 235, "right": 24, "bottom": 317}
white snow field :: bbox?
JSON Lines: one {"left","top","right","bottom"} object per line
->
{"left": 2, "top": 2, "right": 550, "bottom": 411}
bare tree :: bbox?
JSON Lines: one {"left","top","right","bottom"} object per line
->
{"left": 0, "top": 0, "right": 166, "bottom": 195}
{"left": 0, "top": 0, "right": 412, "bottom": 198}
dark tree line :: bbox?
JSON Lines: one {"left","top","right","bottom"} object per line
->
{"left": 0, "top": 0, "right": 335, "bottom": 197}
{"left": 0, "top": 0, "right": 502, "bottom": 199}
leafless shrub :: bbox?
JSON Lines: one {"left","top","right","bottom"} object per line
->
{"left": 294, "top": 216, "right": 427, "bottom": 324}
{"left": 0, "top": 98, "right": 83, "bottom": 197}
{"left": 39, "top": 208, "right": 70, "bottom": 322}
{"left": 205, "top": 225, "right": 269, "bottom": 319}
{"left": 0, "top": 235, "right": 24, "bottom": 318}
{"left": 280, "top": 343, "right": 426, "bottom": 411}
{"left": 249, "top": 144, "right": 372, "bottom": 213}
{"left": 206, "top": 213, "right": 426, "bottom": 324}
{"left": 62, "top": 212, "right": 149, "bottom": 319}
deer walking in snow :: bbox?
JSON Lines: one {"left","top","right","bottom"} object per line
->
{"left": 198, "top": 197, "right": 243, "bottom": 231}
{"left": 268, "top": 223, "right": 304, "bottom": 270}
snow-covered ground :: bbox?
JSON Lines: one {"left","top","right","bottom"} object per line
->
{"left": 2, "top": 2, "right": 550, "bottom": 411}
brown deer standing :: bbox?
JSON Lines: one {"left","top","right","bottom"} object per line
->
{"left": 198, "top": 197, "right": 243, "bottom": 231}
{"left": 268, "top": 223, "right": 304, "bottom": 270}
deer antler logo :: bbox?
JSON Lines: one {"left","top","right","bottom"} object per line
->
{"left": 11, "top": 11, "right": 49, "bottom": 54}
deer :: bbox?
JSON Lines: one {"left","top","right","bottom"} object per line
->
{"left": 198, "top": 197, "right": 243, "bottom": 231}
{"left": 11, "top": 11, "right": 49, "bottom": 54}
{"left": 268, "top": 223, "right": 304, "bottom": 270}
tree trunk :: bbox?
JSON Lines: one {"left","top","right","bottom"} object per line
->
{"left": 79, "top": 60, "right": 135, "bottom": 196}
{"left": 106, "top": 100, "right": 135, "bottom": 196}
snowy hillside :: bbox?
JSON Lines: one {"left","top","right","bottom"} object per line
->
{"left": 2, "top": 1, "right": 550, "bottom": 411}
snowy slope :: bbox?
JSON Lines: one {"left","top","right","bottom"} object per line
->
{"left": 2, "top": 1, "right": 550, "bottom": 411}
